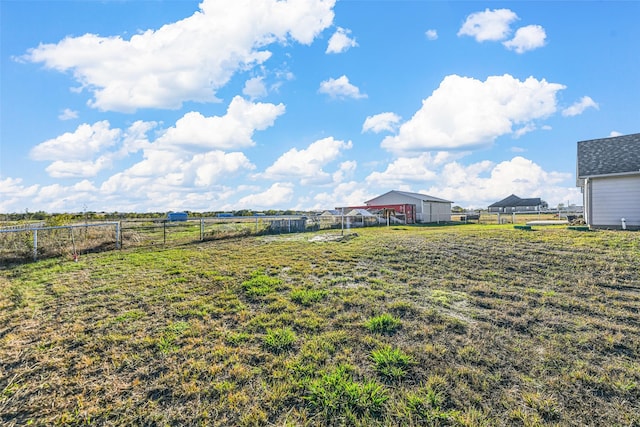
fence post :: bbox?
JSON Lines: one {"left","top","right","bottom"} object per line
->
{"left": 163, "top": 221, "right": 167, "bottom": 245}
{"left": 116, "top": 221, "right": 121, "bottom": 249}
{"left": 33, "top": 229, "right": 38, "bottom": 261}
{"left": 200, "top": 218, "right": 204, "bottom": 241}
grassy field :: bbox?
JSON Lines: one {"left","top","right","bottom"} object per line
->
{"left": 1, "top": 225, "right": 639, "bottom": 426}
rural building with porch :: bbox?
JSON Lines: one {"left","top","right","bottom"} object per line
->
{"left": 364, "top": 190, "right": 452, "bottom": 223}
{"left": 577, "top": 133, "right": 640, "bottom": 230}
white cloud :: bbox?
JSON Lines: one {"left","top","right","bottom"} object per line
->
{"left": 427, "top": 156, "right": 579, "bottom": 208}
{"left": 157, "top": 96, "right": 285, "bottom": 150}
{"left": 0, "top": 177, "right": 40, "bottom": 212}
{"left": 191, "top": 151, "right": 255, "bottom": 187}
{"left": 513, "top": 123, "right": 537, "bottom": 138}
{"left": 332, "top": 160, "right": 357, "bottom": 183}
{"left": 318, "top": 75, "right": 367, "bottom": 99}
{"left": 243, "top": 76, "right": 268, "bottom": 100}
{"left": 45, "top": 157, "right": 112, "bottom": 178}
{"left": 326, "top": 27, "right": 357, "bottom": 54}
{"left": 30, "top": 121, "right": 121, "bottom": 161}
{"left": 262, "top": 136, "right": 352, "bottom": 184}
{"left": 365, "top": 152, "right": 465, "bottom": 188}
{"left": 58, "top": 108, "right": 78, "bottom": 120}
{"left": 237, "top": 182, "right": 295, "bottom": 208}
{"left": 562, "top": 96, "right": 599, "bottom": 117}
{"left": 24, "top": 0, "right": 336, "bottom": 112}
{"left": 29, "top": 120, "right": 157, "bottom": 179}
{"left": 425, "top": 29, "right": 438, "bottom": 40}
{"left": 457, "top": 8, "right": 518, "bottom": 42}
{"left": 503, "top": 25, "right": 546, "bottom": 53}
{"left": 609, "top": 131, "right": 623, "bottom": 137}
{"left": 309, "top": 181, "right": 374, "bottom": 210}
{"left": 381, "top": 74, "right": 566, "bottom": 153}
{"left": 362, "top": 112, "right": 401, "bottom": 133}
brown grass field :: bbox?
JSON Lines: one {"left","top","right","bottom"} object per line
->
{"left": 1, "top": 224, "right": 639, "bottom": 426}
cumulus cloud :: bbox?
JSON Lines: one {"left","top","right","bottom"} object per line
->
{"left": 428, "top": 156, "right": 578, "bottom": 208}
{"left": 0, "top": 177, "right": 40, "bottom": 212}
{"left": 318, "top": 75, "right": 367, "bottom": 99}
{"left": 458, "top": 8, "right": 518, "bottom": 42}
{"left": 425, "top": 29, "right": 438, "bottom": 40}
{"left": 58, "top": 108, "right": 78, "bottom": 120}
{"left": 503, "top": 25, "right": 546, "bottom": 53}
{"left": 326, "top": 27, "right": 357, "bottom": 53}
{"left": 192, "top": 152, "right": 255, "bottom": 187}
{"left": 157, "top": 96, "right": 285, "bottom": 150}
{"left": 365, "top": 152, "right": 464, "bottom": 187}
{"left": 332, "top": 160, "right": 357, "bottom": 183}
{"left": 24, "top": 0, "right": 336, "bottom": 112}
{"left": 262, "top": 137, "right": 352, "bottom": 184}
{"left": 609, "top": 131, "right": 623, "bottom": 137}
{"left": 366, "top": 155, "right": 439, "bottom": 186}
{"left": 45, "top": 157, "right": 113, "bottom": 179}
{"left": 381, "top": 74, "right": 565, "bottom": 153}
{"left": 309, "top": 182, "right": 374, "bottom": 210}
{"left": 243, "top": 77, "right": 268, "bottom": 100}
{"left": 237, "top": 182, "right": 294, "bottom": 208}
{"left": 562, "top": 96, "right": 599, "bottom": 117}
{"left": 459, "top": 9, "right": 546, "bottom": 53}
{"left": 362, "top": 112, "right": 401, "bottom": 133}
{"left": 30, "top": 121, "right": 120, "bottom": 161}
{"left": 29, "top": 120, "right": 157, "bottom": 179}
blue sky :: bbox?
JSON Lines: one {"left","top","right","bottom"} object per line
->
{"left": 1, "top": 0, "right": 638, "bottom": 213}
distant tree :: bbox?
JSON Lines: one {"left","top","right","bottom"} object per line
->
{"left": 452, "top": 205, "right": 464, "bottom": 213}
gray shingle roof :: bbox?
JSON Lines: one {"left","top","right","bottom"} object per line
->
{"left": 577, "top": 133, "right": 640, "bottom": 178}
{"left": 488, "top": 194, "right": 542, "bottom": 208}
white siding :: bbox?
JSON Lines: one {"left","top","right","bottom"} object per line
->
{"left": 591, "top": 175, "right": 640, "bottom": 227}
{"left": 418, "top": 202, "right": 452, "bottom": 223}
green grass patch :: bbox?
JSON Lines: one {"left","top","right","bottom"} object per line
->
{"left": 290, "top": 288, "right": 328, "bottom": 306}
{"left": 242, "top": 272, "right": 282, "bottom": 298}
{"left": 305, "top": 365, "right": 389, "bottom": 421}
{"left": 263, "top": 327, "right": 297, "bottom": 353}
{"left": 364, "top": 313, "right": 402, "bottom": 334}
{"left": 371, "top": 345, "right": 415, "bottom": 381}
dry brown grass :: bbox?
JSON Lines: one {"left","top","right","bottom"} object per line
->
{"left": 1, "top": 225, "right": 638, "bottom": 425}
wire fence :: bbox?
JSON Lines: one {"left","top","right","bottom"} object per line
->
{"left": 0, "top": 214, "right": 387, "bottom": 264}
{"left": 0, "top": 222, "right": 120, "bottom": 264}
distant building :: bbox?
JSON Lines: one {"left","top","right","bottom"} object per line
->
{"left": 577, "top": 133, "right": 640, "bottom": 229}
{"left": 364, "top": 190, "right": 452, "bottom": 223}
{"left": 488, "top": 195, "right": 546, "bottom": 213}
{"left": 166, "top": 211, "right": 188, "bottom": 221}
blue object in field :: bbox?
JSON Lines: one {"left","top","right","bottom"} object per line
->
{"left": 167, "top": 212, "right": 188, "bottom": 221}
{"left": 217, "top": 213, "right": 233, "bottom": 217}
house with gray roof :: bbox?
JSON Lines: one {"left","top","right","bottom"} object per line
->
{"left": 488, "top": 194, "right": 547, "bottom": 213}
{"left": 365, "top": 190, "right": 452, "bottom": 223}
{"left": 577, "top": 133, "right": 640, "bottom": 229}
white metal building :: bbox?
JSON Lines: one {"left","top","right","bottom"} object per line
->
{"left": 365, "top": 190, "right": 452, "bottom": 223}
{"left": 577, "top": 133, "right": 640, "bottom": 230}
